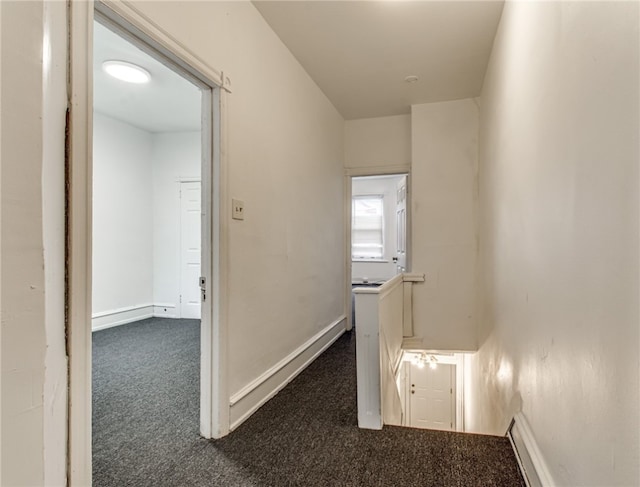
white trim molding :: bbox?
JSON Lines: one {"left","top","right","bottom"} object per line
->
{"left": 91, "top": 304, "right": 154, "bottom": 331}
{"left": 91, "top": 303, "right": 182, "bottom": 330}
{"left": 229, "top": 316, "right": 347, "bottom": 431}
{"left": 67, "top": 2, "right": 94, "bottom": 484}
{"left": 508, "top": 412, "right": 555, "bottom": 487}
{"left": 153, "top": 303, "right": 177, "bottom": 318}
{"left": 95, "top": 0, "right": 224, "bottom": 89}
{"left": 345, "top": 165, "right": 411, "bottom": 177}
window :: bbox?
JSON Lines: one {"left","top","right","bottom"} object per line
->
{"left": 352, "top": 195, "right": 384, "bottom": 260}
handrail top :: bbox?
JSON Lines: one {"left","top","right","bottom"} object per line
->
{"left": 353, "top": 273, "right": 403, "bottom": 295}
{"left": 403, "top": 272, "right": 425, "bottom": 282}
{"left": 352, "top": 272, "right": 425, "bottom": 295}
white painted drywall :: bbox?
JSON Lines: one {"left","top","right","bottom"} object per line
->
{"left": 93, "top": 120, "right": 200, "bottom": 324}
{"left": 92, "top": 112, "right": 154, "bottom": 316}
{"left": 41, "top": 1, "right": 68, "bottom": 484}
{"left": 345, "top": 114, "right": 411, "bottom": 171}
{"left": 1, "top": 1, "right": 67, "bottom": 483}
{"left": 129, "top": 1, "right": 345, "bottom": 398}
{"left": 2, "top": 4, "right": 45, "bottom": 485}
{"left": 0, "top": 2, "right": 3, "bottom": 481}
{"left": 352, "top": 175, "right": 403, "bottom": 281}
{"left": 151, "top": 131, "right": 201, "bottom": 314}
{"left": 411, "top": 99, "right": 478, "bottom": 351}
{"left": 466, "top": 2, "right": 639, "bottom": 485}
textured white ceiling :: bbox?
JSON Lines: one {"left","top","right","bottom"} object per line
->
{"left": 253, "top": 1, "right": 504, "bottom": 120}
{"left": 93, "top": 21, "right": 201, "bottom": 133}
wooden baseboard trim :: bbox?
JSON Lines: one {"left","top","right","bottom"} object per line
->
{"left": 229, "top": 316, "right": 346, "bottom": 430}
{"left": 508, "top": 413, "right": 555, "bottom": 487}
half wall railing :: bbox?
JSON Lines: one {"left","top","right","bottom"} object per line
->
{"left": 353, "top": 272, "right": 425, "bottom": 429}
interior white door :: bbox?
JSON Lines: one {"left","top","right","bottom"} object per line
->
{"left": 409, "top": 362, "right": 455, "bottom": 431}
{"left": 395, "top": 175, "right": 407, "bottom": 273}
{"left": 180, "top": 181, "right": 201, "bottom": 319}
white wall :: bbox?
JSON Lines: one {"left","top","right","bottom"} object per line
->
{"left": 152, "top": 130, "right": 201, "bottom": 314}
{"left": 352, "top": 175, "right": 403, "bottom": 281}
{"left": 345, "top": 114, "right": 411, "bottom": 171}
{"left": 128, "top": 1, "right": 346, "bottom": 403}
{"left": 466, "top": 2, "right": 639, "bottom": 485}
{"left": 1, "top": 1, "right": 67, "bottom": 484}
{"left": 345, "top": 106, "right": 478, "bottom": 351}
{"left": 92, "top": 112, "right": 154, "bottom": 317}
{"left": 0, "top": 2, "right": 3, "bottom": 481}
{"left": 1, "top": 4, "right": 46, "bottom": 484}
{"left": 42, "top": 1, "right": 68, "bottom": 484}
{"left": 93, "top": 114, "right": 201, "bottom": 324}
{"left": 411, "top": 99, "right": 478, "bottom": 351}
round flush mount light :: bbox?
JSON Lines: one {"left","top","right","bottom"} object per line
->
{"left": 103, "top": 60, "right": 151, "bottom": 84}
{"left": 404, "top": 75, "right": 419, "bottom": 83}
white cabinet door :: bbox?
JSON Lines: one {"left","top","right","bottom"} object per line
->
{"left": 180, "top": 181, "right": 201, "bottom": 319}
{"left": 409, "top": 362, "right": 455, "bottom": 431}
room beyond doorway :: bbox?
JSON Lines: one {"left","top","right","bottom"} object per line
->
{"left": 68, "top": 3, "right": 228, "bottom": 482}
{"left": 91, "top": 13, "right": 205, "bottom": 479}
{"left": 349, "top": 173, "right": 410, "bottom": 328}
{"left": 92, "top": 19, "right": 203, "bottom": 327}
{"left": 351, "top": 174, "right": 409, "bottom": 283}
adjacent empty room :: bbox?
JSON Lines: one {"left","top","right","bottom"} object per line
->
{"left": 91, "top": 18, "right": 204, "bottom": 475}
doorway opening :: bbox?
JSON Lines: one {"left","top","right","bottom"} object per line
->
{"left": 67, "top": 2, "right": 228, "bottom": 482}
{"left": 91, "top": 14, "right": 205, "bottom": 476}
{"left": 92, "top": 19, "right": 203, "bottom": 328}
{"left": 349, "top": 173, "right": 409, "bottom": 327}
{"left": 397, "top": 351, "right": 465, "bottom": 432}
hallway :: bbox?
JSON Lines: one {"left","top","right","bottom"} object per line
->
{"left": 93, "top": 319, "right": 525, "bottom": 486}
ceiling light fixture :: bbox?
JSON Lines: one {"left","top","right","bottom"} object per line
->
{"left": 404, "top": 75, "right": 419, "bottom": 83}
{"left": 428, "top": 355, "right": 438, "bottom": 370}
{"left": 411, "top": 352, "right": 439, "bottom": 370}
{"left": 103, "top": 60, "right": 151, "bottom": 84}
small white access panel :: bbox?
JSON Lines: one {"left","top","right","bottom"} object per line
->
{"left": 180, "top": 181, "right": 201, "bottom": 319}
{"left": 408, "top": 362, "right": 455, "bottom": 431}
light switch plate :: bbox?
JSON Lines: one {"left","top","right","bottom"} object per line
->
{"left": 232, "top": 198, "right": 245, "bottom": 220}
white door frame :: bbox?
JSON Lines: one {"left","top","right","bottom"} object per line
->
{"left": 67, "top": 2, "right": 230, "bottom": 484}
{"left": 345, "top": 166, "right": 411, "bottom": 331}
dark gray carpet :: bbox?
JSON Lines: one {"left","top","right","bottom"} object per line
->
{"left": 93, "top": 317, "right": 525, "bottom": 486}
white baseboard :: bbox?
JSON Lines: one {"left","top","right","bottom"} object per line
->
{"left": 92, "top": 304, "right": 154, "bottom": 331}
{"left": 229, "top": 316, "right": 347, "bottom": 431}
{"left": 153, "top": 303, "right": 177, "bottom": 318}
{"left": 508, "top": 412, "right": 555, "bottom": 487}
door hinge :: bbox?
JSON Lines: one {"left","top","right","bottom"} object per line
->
{"left": 179, "top": 295, "right": 182, "bottom": 303}
{"left": 199, "top": 276, "right": 206, "bottom": 301}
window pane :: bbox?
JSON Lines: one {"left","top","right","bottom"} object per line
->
{"left": 352, "top": 196, "right": 384, "bottom": 259}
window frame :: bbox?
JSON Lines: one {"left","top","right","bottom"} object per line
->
{"left": 351, "top": 194, "right": 385, "bottom": 261}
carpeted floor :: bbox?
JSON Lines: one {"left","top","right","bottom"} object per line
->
{"left": 93, "top": 318, "right": 525, "bottom": 486}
